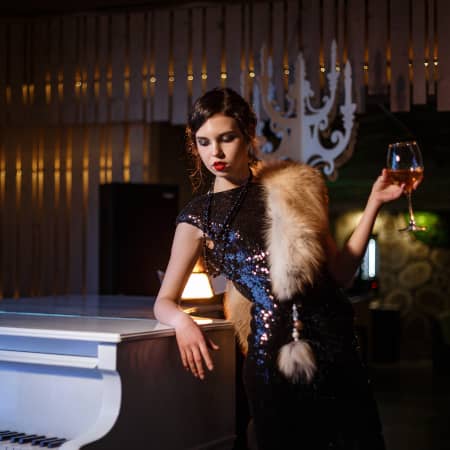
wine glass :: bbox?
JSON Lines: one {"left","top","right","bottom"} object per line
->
{"left": 386, "top": 141, "right": 426, "bottom": 232}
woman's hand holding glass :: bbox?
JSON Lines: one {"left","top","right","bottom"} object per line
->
{"left": 174, "top": 313, "right": 219, "bottom": 380}
{"left": 369, "top": 168, "right": 405, "bottom": 206}
{"left": 386, "top": 141, "right": 426, "bottom": 231}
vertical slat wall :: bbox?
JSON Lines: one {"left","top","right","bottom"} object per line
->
{"left": 0, "top": 0, "right": 448, "bottom": 298}
{"left": 301, "top": 0, "right": 320, "bottom": 105}
{"left": 437, "top": 0, "right": 450, "bottom": 110}
{"left": 48, "top": 18, "right": 61, "bottom": 125}
{"left": 225, "top": 5, "right": 242, "bottom": 97}
{"left": 3, "top": 131, "right": 16, "bottom": 296}
{"left": 271, "top": 2, "right": 285, "bottom": 106}
{"left": 412, "top": 0, "right": 426, "bottom": 105}
{"left": 18, "top": 131, "right": 32, "bottom": 296}
{"left": 153, "top": 10, "right": 170, "bottom": 122}
{"left": 427, "top": 0, "right": 436, "bottom": 96}
{"left": 322, "top": 0, "right": 336, "bottom": 73}
{"left": 390, "top": 0, "right": 410, "bottom": 112}
{"left": 191, "top": 8, "right": 203, "bottom": 106}
{"left": 172, "top": 9, "right": 189, "bottom": 125}
{"left": 0, "top": 22, "right": 7, "bottom": 297}
{"left": 347, "top": 0, "right": 366, "bottom": 112}
{"left": 0, "top": 23, "right": 6, "bottom": 126}
{"left": 86, "top": 126, "right": 100, "bottom": 293}
{"left": 9, "top": 23, "right": 25, "bottom": 125}
{"left": 205, "top": 7, "right": 222, "bottom": 92}
{"left": 62, "top": 17, "right": 77, "bottom": 124}
{"left": 368, "top": 0, "right": 388, "bottom": 96}
{"left": 42, "top": 129, "right": 55, "bottom": 295}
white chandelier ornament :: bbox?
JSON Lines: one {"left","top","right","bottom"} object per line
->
{"left": 253, "top": 40, "right": 357, "bottom": 179}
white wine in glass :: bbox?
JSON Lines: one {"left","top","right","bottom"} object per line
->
{"left": 386, "top": 141, "right": 426, "bottom": 232}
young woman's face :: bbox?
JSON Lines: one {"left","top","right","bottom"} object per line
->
{"left": 195, "top": 114, "right": 250, "bottom": 183}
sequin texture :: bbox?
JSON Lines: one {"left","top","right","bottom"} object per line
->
{"left": 176, "top": 180, "right": 386, "bottom": 449}
{"left": 177, "top": 183, "right": 357, "bottom": 378}
{"left": 177, "top": 183, "right": 286, "bottom": 377}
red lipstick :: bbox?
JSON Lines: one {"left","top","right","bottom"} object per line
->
{"left": 213, "top": 162, "right": 227, "bottom": 172}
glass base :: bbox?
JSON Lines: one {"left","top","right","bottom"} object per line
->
{"left": 399, "top": 222, "right": 427, "bottom": 232}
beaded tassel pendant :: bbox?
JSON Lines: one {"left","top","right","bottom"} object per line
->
{"left": 278, "top": 303, "right": 316, "bottom": 383}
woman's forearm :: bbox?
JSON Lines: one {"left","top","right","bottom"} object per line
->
{"left": 153, "top": 222, "right": 203, "bottom": 328}
{"left": 153, "top": 296, "right": 191, "bottom": 328}
{"left": 342, "top": 198, "right": 380, "bottom": 278}
{"left": 330, "top": 195, "right": 382, "bottom": 287}
{"left": 328, "top": 169, "right": 405, "bottom": 287}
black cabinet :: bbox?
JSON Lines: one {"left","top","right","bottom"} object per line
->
{"left": 100, "top": 183, "right": 178, "bottom": 296}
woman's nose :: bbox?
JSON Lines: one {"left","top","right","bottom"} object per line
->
{"left": 211, "top": 141, "right": 224, "bottom": 157}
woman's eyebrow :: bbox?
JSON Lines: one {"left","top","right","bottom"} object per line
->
{"left": 196, "top": 129, "right": 236, "bottom": 139}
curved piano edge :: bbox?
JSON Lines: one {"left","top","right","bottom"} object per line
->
{"left": 61, "top": 370, "right": 122, "bottom": 450}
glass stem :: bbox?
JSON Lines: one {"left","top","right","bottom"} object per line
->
{"left": 406, "top": 191, "right": 416, "bottom": 225}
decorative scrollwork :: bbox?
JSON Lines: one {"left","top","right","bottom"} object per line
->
{"left": 253, "top": 40, "right": 357, "bottom": 179}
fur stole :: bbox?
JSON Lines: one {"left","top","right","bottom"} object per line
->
{"left": 223, "top": 281, "right": 252, "bottom": 355}
{"left": 256, "top": 160, "right": 329, "bottom": 300}
{"left": 223, "top": 161, "right": 329, "bottom": 381}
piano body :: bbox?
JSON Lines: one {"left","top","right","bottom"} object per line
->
{"left": 0, "top": 296, "right": 235, "bottom": 450}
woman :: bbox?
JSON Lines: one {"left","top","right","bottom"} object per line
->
{"left": 154, "top": 87, "right": 404, "bottom": 449}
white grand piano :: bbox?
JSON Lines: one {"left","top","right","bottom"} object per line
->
{"left": 0, "top": 296, "right": 235, "bottom": 450}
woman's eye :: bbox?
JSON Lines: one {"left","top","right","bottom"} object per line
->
{"left": 221, "top": 133, "right": 236, "bottom": 143}
{"left": 196, "top": 138, "right": 209, "bottom": 146}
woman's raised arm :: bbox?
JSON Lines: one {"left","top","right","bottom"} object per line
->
{"left": 326, "top": 169, "right": 405, "bottom": 287}
{"left": 154, "top": 222, "right": 219, "bottom": 379}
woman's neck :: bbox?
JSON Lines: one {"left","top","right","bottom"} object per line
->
{"left": 213, "top": 171, "right": 252, "bottom": 193}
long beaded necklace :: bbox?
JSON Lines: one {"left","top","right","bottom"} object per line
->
{"left": 202, "top": 172, "right": 253, "bottom": 276}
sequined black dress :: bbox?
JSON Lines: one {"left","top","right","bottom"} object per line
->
{"left": 177, "top": 182, "right": 385, "bottom": 450}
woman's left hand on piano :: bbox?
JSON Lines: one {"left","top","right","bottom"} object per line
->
{"left": 174, "top": 313, "right": 219, "bottom": 380}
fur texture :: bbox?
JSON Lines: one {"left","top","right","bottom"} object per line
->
{"left": 278, "top": 340, "right": 316, "bottom": 383}
{"left": 255, "top": 161, "right": 329, "bottom": 301}
{"left": 223, "top": 281, "right": 252, "bottom": 355}
{"left": 223, "top": 161, "right": 328, "bottom": 382}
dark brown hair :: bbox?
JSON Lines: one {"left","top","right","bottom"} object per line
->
{"left": 186, "top": 87, "right": 258, "bottom": 191}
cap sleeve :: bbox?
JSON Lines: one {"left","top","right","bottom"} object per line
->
{"left": 175, "top": 194, "right": 206, "bottom": 232}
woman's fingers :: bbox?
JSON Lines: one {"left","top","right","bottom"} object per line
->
{"left": 412, "top": 179, "right": 422, "bottom": 190}
{"left": 179, "top": 348, "right": 189, "bottom": 371}
{"left": 175, "top": 319, "right": 218, "bottom": 379}
{"left": 207, "top": 338, "right": 220, "bottom": 351}
{"left": 179, "top": 343, "right": 208, "bottom": 378}
{"left": 185, "top": 348, "right": 199, "bottom": 377}
{"left": 180, "top": 340, "right": 217, "bottom": 379}
{"left": 192, "top": 346, "right": 206, "bottom": 379}
{"left": 199, "top": 342, "right": 214, "bottom": 372}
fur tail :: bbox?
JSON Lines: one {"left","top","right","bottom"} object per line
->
{"left": 278, "top": 340, "right": 316, "bottom": 383}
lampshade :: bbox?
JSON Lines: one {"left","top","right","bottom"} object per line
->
{"left": 180, "top": 258, "right": 214, "bottom": 300}
{"left": 181, "top": 272, "right": 214, "bottom": 300}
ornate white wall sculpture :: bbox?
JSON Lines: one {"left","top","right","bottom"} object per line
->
{"left": 254, "top": 40, "right": 357, "bottom": 179}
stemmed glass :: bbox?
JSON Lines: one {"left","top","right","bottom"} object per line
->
{"left": 386, "top": 141, "right": 426, "bottom": 232}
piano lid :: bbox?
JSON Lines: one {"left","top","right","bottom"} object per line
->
{"left": 0, "top": 295, "right": 229, "bottom": 343}
{"left": 0, "top": 313, "right": 170, "bottom": 342}
{"left": 0, "top": 295, "right": 158, "bottom": 319}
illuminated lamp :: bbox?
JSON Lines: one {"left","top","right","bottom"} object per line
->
{"left": 181, "top": 272, "right": 214, "bottom": 300}
{"left": 181, "top": 259, "right": 214, "bottom": 300}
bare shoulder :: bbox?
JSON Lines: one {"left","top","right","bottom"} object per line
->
{"left": 174, "top": 221, "right": 203, "bottom": 242}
